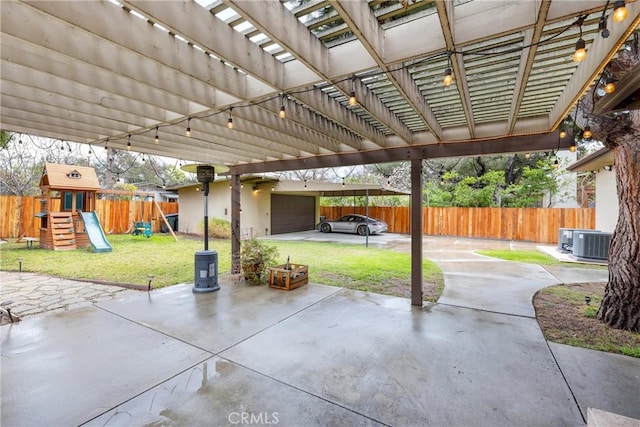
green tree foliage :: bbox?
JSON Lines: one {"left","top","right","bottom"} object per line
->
{"left": 502, "top": 163, "right": 558, "bottom": 207}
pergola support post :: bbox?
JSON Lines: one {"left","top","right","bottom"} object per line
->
{"left": 231, "top": 174, "right": 241, "bottom": 274}
{"left": 411, "top": 159, "right": 423, "bottom": 306}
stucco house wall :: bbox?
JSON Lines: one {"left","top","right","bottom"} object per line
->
{"left": 567, "top": 148, "right": 617, "bottom": 233}
{"left": 595, "top": 168, "right": 618, "bottom": 232}
{"left": 178, "top": 181, "right": 272, "bottom": 236}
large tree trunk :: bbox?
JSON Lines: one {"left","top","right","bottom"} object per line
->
{"left": 597, "top": 138, "right": 640, "bottom": 331}
{"left": 581, "top": 46, "right": 640, "bottom": 332}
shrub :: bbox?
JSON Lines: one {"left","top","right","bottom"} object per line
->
{"left": 240, "top": 237, "right": 279, "bottom": 285}
{"left": 199, "top": 218, "right": 231, "bottom": 239}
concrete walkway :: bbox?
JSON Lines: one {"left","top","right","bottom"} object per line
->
{"left": 1, "top": 234, "right": 638, "bottom": 426}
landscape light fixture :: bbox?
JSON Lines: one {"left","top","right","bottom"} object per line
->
{"left": 348, "top": 77, "right": 357, "bottom": 106}
{"left": 612, "top": 0, "right": 627, "bottom": 22}
{"left": 185, "top": 118, "right": 191, "bottom": 137}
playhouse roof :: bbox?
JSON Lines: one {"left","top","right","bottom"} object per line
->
{"left": 40, "top": 163, "right": 101, "bottom": 191}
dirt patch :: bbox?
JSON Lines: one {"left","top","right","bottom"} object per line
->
{"left": 534, "top": 282, "right": 640, "bottom": 357}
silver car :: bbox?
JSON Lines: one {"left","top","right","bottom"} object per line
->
{"left": 317, "top": 214, "right": 388, "bottom": 235}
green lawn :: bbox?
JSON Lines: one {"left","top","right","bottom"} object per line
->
{"left": 476, "top": 249, "right": 607, "bottom": 269}
{"left": 0, "top": 235, "right": 443, "bottom": 301}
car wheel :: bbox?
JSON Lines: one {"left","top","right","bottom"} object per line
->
{"left": 357, "top": 225, "right": 367, "bottom": 236}
{"left": 320, "top": 223, "right": 331, "bottom": 233}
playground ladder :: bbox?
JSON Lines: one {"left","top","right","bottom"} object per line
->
{"left": 50, "top": 212, "right": 77, "bottom": 250}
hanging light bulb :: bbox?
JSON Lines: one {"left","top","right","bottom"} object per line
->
{"left": 127, "top": 135, "right": 132, "bottom": 151}
{"left": 604, "top": 77, "right": 616, "bottom": 94}
{"left": 525, "top": 152, "right": 531, "bottom": 160}
{"left": 348, "top": 90, "right": 357, "bottom": 106}
{"left": 279, "top": 94, "right": 286, "bottom": 119}
{"left": 583, "top": 126, "right": 592, "bottom": 139}
{"left": 443, "top": 51, "right": 454, "bottom": 87}
{"left": 573, "top": 38, "right": 586, "bottom": 62}
{"left": 227, "top": 108, "right": 234, "bottom": 129}
{"left": 348, "top": 76, "right": 357, "bottom": 106}
{"left": 304, "top": 180, "right": 308, "bottom": 189}
{"left": 154, "top": 127, "right": 159, "bottom": 144}
{"left": 598, "top": 16, "right": 610, "bottom": 38}
{"left": 553, "top": 158, "right": 559, "bottom": 169}
{"left": 613, "top": 0, "right": 628, "bottom": 22}
{"left": 569, "top": 142, "right": 577, "bottom": 153}
{"left": 443, "top": 68, "right": 453, "bottom": 87}
{"left": 185, "top": 118, "right": 191, "bottom": 137}
{"left": 104, "top": 139, "right": 109, "bottom": 150}
{"left": 342, "top": 179, "right": 345, "bottom": 187}
{"left": 559, "top": 128, "right": 567, "bottom": 139}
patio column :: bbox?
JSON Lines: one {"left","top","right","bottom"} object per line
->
{"left": 231, "top": 174, "right": 241, "bottom": 274}
{"left": 411, "top": 159, "right": 423, "bottom": 306}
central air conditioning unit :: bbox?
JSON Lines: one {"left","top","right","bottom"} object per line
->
{"left": 572, "top": 231, "right": 612, "bottom": 261}
{"left": 558, "top": 228, "right": 596, "bottom": 253}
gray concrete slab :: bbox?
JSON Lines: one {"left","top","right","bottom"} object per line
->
{"left": 543, "top": 265, "right": 609, "bottom": 284}
{"left": 221, "top": 289, "right": 584, "bottom": 427}
{"left": 86, "top": 356, "right": 383, "bottom": 426}
{"left": 0, "top": 306, "right": 211, "bottom": 427}
{"left": 437, "top": 257, "right": 558, "bottom": 317}
{"left": 549, "top": 343, "right": 640, "bottom": 421}
{"left": 97, "top": 281, "right": 340, "bottom": 353}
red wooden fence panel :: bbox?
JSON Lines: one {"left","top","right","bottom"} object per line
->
{"left": 320, "top": 206, "right": 595, "bottom": 243}
{"left": 0, "top": 196, "right": 179, "bottom": 238}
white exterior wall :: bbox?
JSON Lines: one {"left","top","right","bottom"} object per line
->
{"left": 178, "top": 182, "right": 287, "bottom": 237}
{"left": 546, "top": 151, "right": 579, "bottom": 208}
{"left": 595, "top": 168, "right": 618, "bottom": 232}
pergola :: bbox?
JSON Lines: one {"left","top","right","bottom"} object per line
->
{"left": 2, "top": 0, "right": 639, "bottom": 304}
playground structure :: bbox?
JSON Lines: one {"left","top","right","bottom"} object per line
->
{"left": 37, "top": 163, "right": 112, "bottom": 252}
{"left": 36, "top": 163, "right": 177, "bottom": 251}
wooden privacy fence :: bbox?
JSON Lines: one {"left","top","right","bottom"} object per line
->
{"left": 0, "top": 195, "right": 178, "bottom": 239}
{"left": 320, "top": 206, "right": 595, "bottom": 243}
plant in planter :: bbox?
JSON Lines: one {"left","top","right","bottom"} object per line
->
{"left": 240, "top": 237, "right": 279, "bottom": 285}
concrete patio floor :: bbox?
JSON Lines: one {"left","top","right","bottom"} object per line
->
{"left": 1, "top": 235, "right": 638, "bottom": 426}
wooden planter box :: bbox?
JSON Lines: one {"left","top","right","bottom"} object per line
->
{"left": 269, "top": 264, "right": 308, "bottom": 290}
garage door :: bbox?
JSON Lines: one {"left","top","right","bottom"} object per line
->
{"left": 271, "top": 194, "right": 316, "bottom": 234}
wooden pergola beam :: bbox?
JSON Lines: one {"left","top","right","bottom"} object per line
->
{"left": 229, "top": 130, "right": 572, "bottom": 174}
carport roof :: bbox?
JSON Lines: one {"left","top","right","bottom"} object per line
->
{"left": 1, "top": 1, "right": 638, "bottom": 173}
{"left": 566, "top": 147, "right": 614, "bottom": 171}
{"left": 172, "top": 177, "right": 409, "bottom": 196}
